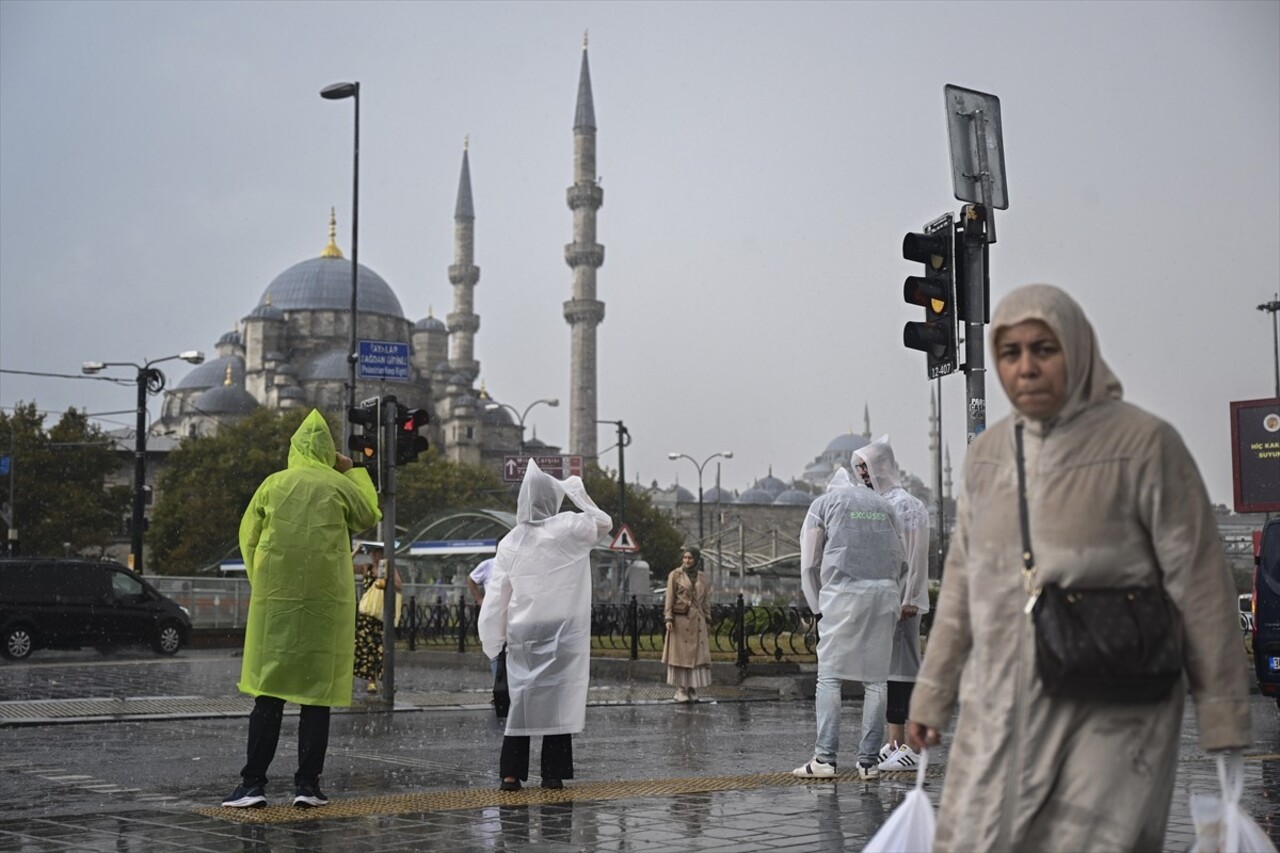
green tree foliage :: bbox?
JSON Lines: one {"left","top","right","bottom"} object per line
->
{"left": 149, "top": 408, "right": 312, "bottom": 573}
{"left": 395, "top": 449, "right": 512, "bottom": 529}
{"left": 582, "top": 465, "right": 684, "bottom": 580}
{"left": 0, "top": 403, "right": 129, "bottom": 556}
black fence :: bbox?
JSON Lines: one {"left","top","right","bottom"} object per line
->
{"left": 402, "top": 594, "right": 820, "bottom": 667}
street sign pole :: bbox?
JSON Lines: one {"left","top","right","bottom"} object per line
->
{"left": 380, "top": 397, "right": 398, "bottom": 705}
{"left": 945, "top": 84, "right": 1009, "bottom": 444}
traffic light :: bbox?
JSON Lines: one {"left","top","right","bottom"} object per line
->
{"left": 902, "top": 214, "right": 959, "bottom": 378}
{"left": 348, "top": 397, "right": 382, "bottom": 488}
{"left": 394, "top": 406, "right": 430, "bottom": 466}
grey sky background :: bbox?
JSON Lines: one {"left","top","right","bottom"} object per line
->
{"left": 1, "top": 0, "right": 1277, "bottom": 507}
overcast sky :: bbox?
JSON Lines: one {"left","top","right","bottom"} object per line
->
{"left": 1, "top": 0, "right": 1277, "bottom": 507}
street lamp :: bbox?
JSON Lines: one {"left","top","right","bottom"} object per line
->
{"left": 1259, "top": 295, "right": 1280, "bottom": 398}
{"left": 484, "top": 398, "right": 559, "bottom": 454}
{"left": 320, "top": 80, "right": 360, "bottom": 446}
{"left": 82, "top": 351, "right": 205, "bottom": 574}
{"left": 667, "top": 451, "right": 733, "bottom": 545}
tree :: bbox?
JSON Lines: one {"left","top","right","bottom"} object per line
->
{"left": 583, "top": 465, "right": 684, "bottom": 579}
{"left": 0, "top": 403, "right": 129, "bottom": 557}
{"left": 395, "top": 450, "right": 512, "bottom": 529}
{"left": 149, "top": 408, "right": 312, "bottom": 573}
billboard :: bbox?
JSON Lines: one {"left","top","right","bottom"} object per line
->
{"left": 1231, "top": 397, "right": 1280, "bottom": 513}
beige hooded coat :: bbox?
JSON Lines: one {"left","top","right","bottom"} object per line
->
{"left": 910, "top": 285, "right": 1251, "bottom": 852}
{"left": 662, "top": 562, "right": 712, "bottom": 669}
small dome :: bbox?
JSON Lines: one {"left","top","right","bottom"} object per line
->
{"left": 415, "top": 314, "right": 447, "bottom": 332}
{"left": 524, "top": 435, "right": 550, "bottom": 451}
{"left": 275, "top": 362, "right": 298, "bottom": 376}
{"left": 672, "top": 486, "right": 696, "bottom": 503}
{"left": 297, "top": 348, "right": 349, "bottom": 382}
{"left": 195, "top": 383, "right": 259, "bottom": 415}
{"left": 754, "top": 474, "right": 788, "bottom": 498}
{"left": 773, "top": 489, "right": 815, "bottom": 506}
{"left": 278, "top": 385, "right": 306, "bottom": 400}
{"left": 702, "top": 486, "right": 736, "bottom": 503}
{"left": 176, "top": 355, "right": 244, "bottom": 391}
{"left": 480, "top": 404, "right": 514, "bottom": 426}
{"left": 825, "top": 432, "right": 870, "bottom": 454}
{"left": 247, "top": 302, "right": 284, "bottom": 321}
{"left": 737, "top": 487, "right": 775, "bottom": 505}
{"left": 804, "top": 459, "right": 834, "bottom": 475}
{"left": 449, "top": 372, "right": 472, "bottom": 387}
{"left": 261, "top": 256, "right": 403, "bottom": 318}
{"left": 217, "top": 330, "right": 242, "bottom": 347}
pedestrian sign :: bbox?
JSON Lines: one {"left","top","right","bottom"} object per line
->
{"left": 609, "top": 523, "right": 640, "bottom": 552}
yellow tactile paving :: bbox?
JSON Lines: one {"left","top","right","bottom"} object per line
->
{"left": 195, "top": 768, "right": 943, "bottom": 825}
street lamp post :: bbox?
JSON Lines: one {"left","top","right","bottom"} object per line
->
{"left": 82, "top": 351, "right": 205, "bottom": 573}
{"left": 485, "top": 398, "right": 559, "bottom": 454}
{"left": 321, "top": 80, "right": 360, "bottom": 446}
{"left": 667, "top": 451, "right": 733, "bottom": 545}
{"left": 1259, "top": 295, "right": 1280, "bottom": 398}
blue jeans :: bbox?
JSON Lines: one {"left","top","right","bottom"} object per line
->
{"left": 814, "top": 674, "right": 884, "bottom": 767}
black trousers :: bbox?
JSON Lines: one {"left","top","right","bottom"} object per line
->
{"left": 240, "top": 695, "right": 330, "bottom": 789}
{"left": 886, "top": 680, "right": 913, "bottom": 726}
{"left": 500, "top": 733, "right": 573, "bottom": 782}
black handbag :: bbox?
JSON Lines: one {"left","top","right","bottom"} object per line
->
{"left": 493, "top": 645, "right": 510, "bottom": 719}
{"left": 1015, "top": 423, "right": 1183, "bottom": 704}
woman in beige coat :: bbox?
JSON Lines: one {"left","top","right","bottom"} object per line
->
{"left": 663, "top": 547, "right": 712, "bottom": 702}
{"left": 908, "top": 284, "right": 1251, "bottom": 851}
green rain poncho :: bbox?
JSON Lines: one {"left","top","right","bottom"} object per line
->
{"left": 237, "top": 410, "right": 381, "bottom": 707}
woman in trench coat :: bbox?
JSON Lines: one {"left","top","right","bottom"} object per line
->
{"left": 663, "top": 547, "right": 712, "bottom": 702}
{"left": 908, "top": 284, "right": 1251, "bottom": 851}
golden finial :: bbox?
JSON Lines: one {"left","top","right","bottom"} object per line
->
{"left": 321, "top": 207, "right": 344, "bottom": 259}
{"left": 264, "top": 293, "right": 272, "bottom": 306}
{"left": 223, "top": 364, "right": 234, "bottom": 386}
{"left": 583, "top": 29, "right": 588, "bottom": 49}
{"left": 478, "top": 379, "right": 490, "bottom": 400}
{"left": 464, "top": 135, "right": 469, "bottom": 151}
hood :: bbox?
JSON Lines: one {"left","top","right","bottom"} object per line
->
{"left": 990, "top": 284, "right": 1122, "bottom": 426}
{"left": 826, "top": 467, "right": 858, "bottom": 492}
{"left": 852, "top": 434, "right": 901, "bottom": 494}
{"left": 517, "top": 459, "right": 566, "bottom": 524}
{"left": 288, "top": 410, "right": 338, "bottom": 471}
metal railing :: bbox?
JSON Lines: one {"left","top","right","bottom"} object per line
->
{"left": 154, "top": 578, "right": 821, "bottom": 666}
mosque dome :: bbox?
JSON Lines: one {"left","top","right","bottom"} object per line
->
{"left": 737, "top": 487, "right": 775, "bottom": 505}
{"left": 247, "top": 301, "right": 284, "bottom": 321}
{"left": 824, "top": 432, "right": 870, "bottom": 454}
{"left": 175, "top": 355, "right": 244, "bottom": 391}
{"left": 194, "top": 370, "right": 259, "bottom": 415}
{"left": 672, "top": 486, "right": 696, "bottom": 503}
{"left": 259, "top": 256, "right": 403, "bottom": 319}
{"left": 773, "top": 488, "right": 815, "bottom": 506}
{"left": 297, "top": 348, "right": 349, "bottom": 382}
{"left": 414, "top": 313, "right": 447, "bottom": 332}
{"left": 702, "top": 486, "right": 736, "bottom": 503}
{"left": 480, "top": 404, "right": 514, "bottom": 426}
{"left": 754, "top": 474, "right": 788, "bottom": 498}
{"left": 216, "top": 330, "right": 243, "bottom": 348}
{"left": 278, "top": 385, "right": 306, "bottom": 401}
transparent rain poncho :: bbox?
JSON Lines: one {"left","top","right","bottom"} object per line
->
{"left": 799, "top": 467, "right": 905, "bottom": 681}
{"left": 477, "top": 460, "right": 612, "bottom": 736}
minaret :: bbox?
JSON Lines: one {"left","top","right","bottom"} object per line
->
{"left": 563, "top": 32, "right": 605, "bottom": 460}
{"left": 448, "top": 138, "right": 481, "bottom": 379}
{"left": 944, "top": 445, "right": 954, "bottom": 504}
{"left": 929, "top": 391, "right": 942, "bottom": 504}
{"left": 863, "top": 403, "right": 871, "bottom": 438}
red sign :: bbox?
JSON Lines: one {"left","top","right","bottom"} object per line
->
{"left": 502, "top": 455, "right": 585, "bottom": 483}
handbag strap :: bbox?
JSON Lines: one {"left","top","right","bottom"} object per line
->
{"left": 1014, "top": 423, "right": 1038, "bottom": 598}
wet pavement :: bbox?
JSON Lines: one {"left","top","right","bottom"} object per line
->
{"left": 0, "top": 648, "right": 1277, "bottom": 851}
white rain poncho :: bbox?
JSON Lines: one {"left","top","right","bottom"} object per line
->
{"left": 800, "top": 468, "right": 906, "bottom": 681}
{"left": 853, "top": 436, "right": 930, "bottom": 681}
{"left": 477, "top": 461, "right": 612, "bottom": 736}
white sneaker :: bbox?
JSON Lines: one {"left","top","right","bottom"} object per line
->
{"left": 877, "top": 743, "right": 922, "bottom": 772}
{"left": 857, "top": 759, "right": 880, "bottom": 781}
{"left": 878, "top": 741, "right": 898, "bottom": 764}
{"left": 673, "top": 687, "right": 689, "bottom": 703}
{"left": 792, "top": 758, "right": 836, "bottom": 778}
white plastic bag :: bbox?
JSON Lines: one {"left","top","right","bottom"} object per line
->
{"left": 863, "top": 748, "right": 936, "bottom": 853}
{"left": 1189, "top": 751, "right": 1277, "bottom": 853}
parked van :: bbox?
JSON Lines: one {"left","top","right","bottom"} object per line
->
{"left": 0, "top": 558, "right": 192, "bottom": 660}
{"left": 1253, "top": 518, "right": 1280, "bottom": 708}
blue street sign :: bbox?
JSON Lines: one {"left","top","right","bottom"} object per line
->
{"left": 357, "top": 340, "right": 412, "bottom": 382}
{"left": 0, "top": 455, "right": 10, "bottom": 476}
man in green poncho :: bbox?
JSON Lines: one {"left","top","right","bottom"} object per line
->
{"left": 220, "top": 410, "right": 381, "bottom": 809}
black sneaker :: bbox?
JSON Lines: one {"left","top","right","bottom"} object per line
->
{"left": 221, "top": 784, "right": 267, "bottom": 808}
{"left": 293, "top": 783, "right": 329, "bottom": 808}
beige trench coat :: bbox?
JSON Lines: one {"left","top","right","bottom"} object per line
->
{"left": 662, "top": 568, "right": 711, "bottom": 669}
{"left": 912, "top": 400, "right": 1252, "bottom": 851}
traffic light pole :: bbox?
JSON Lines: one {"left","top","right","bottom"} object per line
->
{"left": 380, "top": 398, "right": 398, "bottom": 705}
{"left": 960, "top": 206, "right": 989, "bottom": 443}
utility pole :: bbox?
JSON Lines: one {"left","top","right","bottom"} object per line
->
{"left": 1260, "top": 295, "right": 1280, "bottom": 398}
